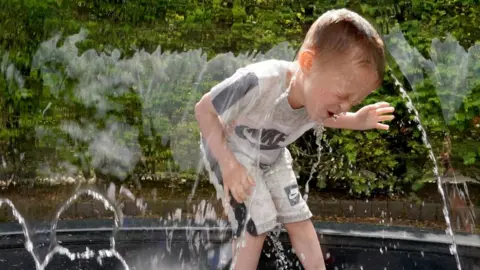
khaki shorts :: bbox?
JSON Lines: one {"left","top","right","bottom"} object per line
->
{"left": 201, "top": 143, "right": 312, "bottom": 238}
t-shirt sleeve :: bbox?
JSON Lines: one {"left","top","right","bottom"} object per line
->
{"left": 208, "top": 68, "right": 260, "bottom": 124}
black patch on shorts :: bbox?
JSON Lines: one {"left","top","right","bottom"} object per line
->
{"left": 231, "top": 197, "right": 248, "bottom": 237}
{"left": 201, "top": 137, "right": 249, "bottom": 238}
{"left": 246, "top": 218, "right": 258, "bottom": 236}
{"left": 284, "top": 184, "right": 300, "bottom": 206}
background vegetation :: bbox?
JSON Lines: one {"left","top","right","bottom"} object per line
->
{"left": 0, "top": 0, "right": 478, "bottom": 198}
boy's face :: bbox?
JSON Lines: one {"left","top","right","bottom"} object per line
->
{"left": 300, "top": 51, "right": 379, "bottom": 122}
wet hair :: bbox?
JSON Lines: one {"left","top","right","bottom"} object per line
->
{"left": 299, "top": 9, "right": 385, "bottom": 84}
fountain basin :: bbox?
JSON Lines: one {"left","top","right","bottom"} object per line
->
{"left": 0, "top": 219, "right": 478, "bottom": 270}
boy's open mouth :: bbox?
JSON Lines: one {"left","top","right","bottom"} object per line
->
{"left": 328, "top": 111, "right": 335, "bottom": 118}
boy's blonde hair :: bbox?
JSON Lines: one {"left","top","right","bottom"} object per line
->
{"left": 300, "top": 9, "right": 385, "bottom": 84}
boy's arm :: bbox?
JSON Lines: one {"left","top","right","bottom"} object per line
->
{"left": 196, "top": 69, "right": 259, "bottom": 165}
{"left": 323, "top": 102, "right": 395, "bottom": 130}
{"left": 196, "top": 67, "right": 260, "bottom": 170}
{"left": 195, "top": 93, "right": 237, "bottom": 170}
{"left": 322, "top": 112, "right": 365, "bottom": 130}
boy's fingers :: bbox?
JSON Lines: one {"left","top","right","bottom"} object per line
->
{"left": 376, "top": 107, "right": 395, "bottom": 115}
{"left": 231, "top": 188, "right": 242, "bottom": 204}
{"left": 234, "top": 186, "right": 246, "bottom": 203}
{"left": 239, "top": 187, "right": 249, "bottom": 202}
{"left": 247, "top": 175, "right": 256, "bottom": 186}
{"left": 378, "top": 115, "right": 395, "bottom": 122}
{"left": 376, "top": 123, "right": 390, "bottom": 130}
{"left": 242, "top": 180, "right": 252, "bottom": 195}
{"left": 376, "top": 102, "right": 390, "bottom": 107}
{"left": 224, "top": 186, "right": 231, "bottom": 203}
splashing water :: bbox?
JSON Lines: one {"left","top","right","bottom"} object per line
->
{"left": 269, "top": 228, "right": 291, "bottom": 269}
{"left": 0, "top": 187, "right": 130, "bottom": 270}
{"left": 384, "top": 27, "right": 480, "bottom": 269}
{"left": 393, "top": 76, "right": 462, "bottom": 270}
{"left": 303, "top": 125, "right": 325, "bottom": 202}
{"left": 384, "top": 28, "right": 479, "bottom": 226}
{"left": 1, "top": 184, "right": 232, "bottom": 270}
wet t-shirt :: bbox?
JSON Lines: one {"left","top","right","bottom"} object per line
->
{"left": 207, "top": 59, "right": 317, "bottom": 166}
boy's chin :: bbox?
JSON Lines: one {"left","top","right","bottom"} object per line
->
{"left": 311, "top": 115, "right": 329, "bottom": 124}
{"left": 320, "top": 111, "right": 334, "bottom": 119}
{"left": 308, "top": 110, "right": 332, "bottom": 123}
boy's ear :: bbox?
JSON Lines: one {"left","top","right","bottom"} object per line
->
{"left": 298, "top": 49, "right": 315, "bottom": 74}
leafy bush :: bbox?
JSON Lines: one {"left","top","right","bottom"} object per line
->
{"left": 0, "top": 0, "right": 478, "bottom": 196}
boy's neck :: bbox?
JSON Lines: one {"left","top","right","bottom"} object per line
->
{"left": 287, "top": 61, "right": 305, "bottom": 109}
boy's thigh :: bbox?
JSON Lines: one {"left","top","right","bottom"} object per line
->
{"left": 265, "top": 150, "right": 312, "bottom": 224}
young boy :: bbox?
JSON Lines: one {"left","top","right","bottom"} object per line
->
{"left": 195, "top": 8, "right": 394, "bottom": 270}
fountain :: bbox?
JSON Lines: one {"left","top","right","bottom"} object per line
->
{"left": 0, "top": 24, "right": 479, "bottom": 270}
{"left": 383, "top": 27, "right": 480, "bottom": 270}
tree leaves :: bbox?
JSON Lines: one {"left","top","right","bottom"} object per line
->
{"left": 0, "top": 0, "right": 478, "bottom": 192}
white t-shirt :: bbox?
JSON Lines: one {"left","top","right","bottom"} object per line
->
{"left": 207, "top": 59, "right": 317, "bottom": 166}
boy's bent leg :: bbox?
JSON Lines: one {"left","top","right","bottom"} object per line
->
{"left": 201, "top": 148, "right": 277, "bottom": 269}
{"left": 265, "top": 149, "right": 325, "bottom": 269}
{"left": 229, "top": 171, "right": 277, "bottom": 270}
{"left": 231, "top": 232, "right": 268, "bottom": 270}
{"left": 284, "top": 219, "right": 325, "bottom": 270}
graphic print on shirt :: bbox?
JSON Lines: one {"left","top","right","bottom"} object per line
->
{"left": 207, "top": 60, "right": 315, "bottom": 164}
{"left": 235, "top": 125, "right": 287, "bottom": 150}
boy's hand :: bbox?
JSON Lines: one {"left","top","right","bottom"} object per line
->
{"left": 221, "top": 159, "right": 256, "bottom": 204}
{"left": 355, "top": 102, "right": 395, "bottom": 130}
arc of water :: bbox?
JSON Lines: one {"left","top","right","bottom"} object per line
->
{"left": 0, "top": 199, "right": 39, "bottom": 268}
{"left": 393, "top": 76, "right": 462, "bottom": 270}
{"left": 0, "top": 187, "right": 131, "bottom": 270}
{"left": 383, "top": 27, "right": 480, "bottom": 269}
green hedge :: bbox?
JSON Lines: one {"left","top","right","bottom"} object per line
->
{"left": 0, "top": 0, "right": 479, "bottom": 196}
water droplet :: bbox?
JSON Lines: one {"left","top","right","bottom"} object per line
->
{"left": 25, "top": 241, "right": 33, "bottom": 252}
{"left": 449, "top": 245, "right": 455, "bottom": 255}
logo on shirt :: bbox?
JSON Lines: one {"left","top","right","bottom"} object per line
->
{"left": 235, "top": 125, "right": 287, "bottom": 150}
{"left": 284, "top": 184, "right": 300, "bottom": 206}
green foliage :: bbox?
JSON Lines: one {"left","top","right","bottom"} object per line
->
{"left": 0, "top": 0, "right": 478, "bottom": 196}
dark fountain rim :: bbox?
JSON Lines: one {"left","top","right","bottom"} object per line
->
{"left": 0, "top": 218, "right": 478, "bottom": 259}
